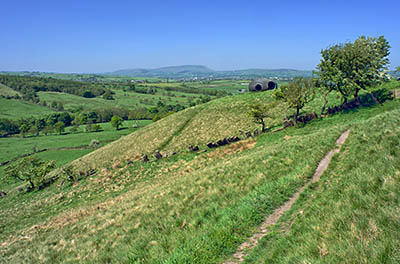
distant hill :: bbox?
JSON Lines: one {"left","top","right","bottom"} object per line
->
{"left": 106, "top": 65, "right": 313, "bottom": 78}
{"left": 1, "top": 66, "right": 313, "bottom": 79}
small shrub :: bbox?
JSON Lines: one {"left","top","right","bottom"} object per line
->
{"left": 4, "top": 157, "right": 56, "bottom": 190}
{"left": 61, "top": 164, "right": 79, "bottom": 183}
{"left": 89, "top": 139, "right": 100, "bottom": 148}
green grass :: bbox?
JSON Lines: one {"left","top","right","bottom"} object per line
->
{"left": 0, "top": 120, "right": 151, "bottom": 189}
{"left": 0, "top": 88, "right": 399, "bottom": 263}
{"left": 0, "top": 98, "right": 56, "bottom": 120}
{"left": 244, "top": 108, "right": 400, "bottom": 264}
{"left": 37, "top": 89, "right": 202, "bottom": 112}
{"left": 0, "top": 83, "right": 21, "bottom": 97}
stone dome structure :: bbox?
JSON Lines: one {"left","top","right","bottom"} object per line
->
{"left": 248, "top": 79, "right": 278, "bottom": 92}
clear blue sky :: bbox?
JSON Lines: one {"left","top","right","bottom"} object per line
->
{"left": 1, "top": 0, "right": 399, "bottom": 73}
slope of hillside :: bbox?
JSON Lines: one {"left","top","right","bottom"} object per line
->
{"left": 0, "top": 83, "right": 21, "bottom": 97}
{"left": 0, "top": 98, "right": 55, "bottom": 119}
{"left": 245, "top": 109, "right": 400, "bottom": 263}
{"left": 69, "top": 90, "right": 285, "bottom": 170}
{"left": 0, "top": 90, "right": 399, "bottom": 263}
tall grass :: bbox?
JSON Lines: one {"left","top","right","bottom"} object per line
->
{"left": 244, "top": 109, "right": 400, "bottom": 263}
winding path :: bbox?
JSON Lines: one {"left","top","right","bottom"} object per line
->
{"left": 223, "top": 129, "right": 351, "bottom": 264}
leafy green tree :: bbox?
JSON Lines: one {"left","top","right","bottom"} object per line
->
{"left": 102, "top": 90, "right": 114, "bottom": 100}
{"left": 0, "top": 118, "right": 19, "bottom": 137}
{"left": 54, "top": 121, "right": 65, "bottom": 135}
{"left": 35, "top": 119, "right": 46, "bottom": 133}
{"left": 110, "top": 115, "right": 123, "bottom": 130}
{"left": 70, "top": 125, "right": 79, "bottom": 133}
{"left": 19, "top": 123, "right": 30, "bottom": 138}
{"left": 4, "top": 157, "right": 56, "bottom": 190}
{"left": 57, "top": 102, "right": 64, "bottom": 111}
{"left": 42, "top": 125, "right": 53, "bottom": 136}
{"left": 248, "top": 100, "right": 278, "bottom": 132}
{"left": 29, "top": 125, "right": 39, "bottom": 136}
{"left": 51, "top": 101, "right": 58, "bottom": 109}
{"left": 316, "top": 36, "right": 390, "bottom": 104}
{"left": 278, "top": 77, "right": 315, "bottom": 123}
{"left": 91, "top": 124, "right": 102, "bottom": 132}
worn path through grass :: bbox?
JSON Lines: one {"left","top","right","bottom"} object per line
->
{"left": 224, "top": 129, "right": 351, "bottom": 264}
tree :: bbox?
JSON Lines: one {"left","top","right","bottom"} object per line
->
{"left": 35, "top": 119, "right": 46, "bottom": 133}
{"left": 54, "top": 121, "right": 65, "bottom": 135}
{"left": 51, "top": 101, "right": 58, "bottom": 109}
{"left": 316, "top": 36, "right": 390, "bottom": 104}
{"left": 91, "top": 124, "right": 102, "bottom": 132}
{"left": 0, "top": 118, "right": 19, "bottom": 137}
{"left": 102, "top": 90, "right": 114, "bottom": 100}
{"left": 4, "top": 157, "right": 56, "bottom": 190}
{"left": 42, "top": 125, "right": 53, "bottom": 136}
{"left": 278, "top": 77, "right": 315, "bottom": 123}
{"left": 19, "top": 123, "right": 30, "bottom": 138}
{"left": 248, "top": 100, "right": 278, "bottom": 132}
{"left": 110, "top": 115, "right": 123, "bottom": 130}
{"left": 29, "top": 125, "right": 39, "bottom": 136}
{"left": 57, "top": 102, "right": 64, "bottom": 111}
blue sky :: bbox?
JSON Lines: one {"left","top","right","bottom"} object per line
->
{"left": 1, "top": 0, "right": 399, "bottom": 73}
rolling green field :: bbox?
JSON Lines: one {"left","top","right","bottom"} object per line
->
{"left": 0, "top": 98, "right": 56, "bottom": 120}
{"left": 1, "top": 79, "right": 399, "bottom": 263}
{"left": 0, "top": 120, "right": 152, "bottom": 189}
{"left": 37, "top": 89, "right": 201, "bottom": 112}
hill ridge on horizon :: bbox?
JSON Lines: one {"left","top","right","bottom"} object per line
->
{"left": 106, "top": 65, "right": 313, "bottom": 78}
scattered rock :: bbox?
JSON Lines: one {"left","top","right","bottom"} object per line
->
{"left": 217, "top": 138, "right": 228, "bottom": 146}
{"left": 245, "top": 131, "right": 252, "bottom": 138}
{"left": 189, "top": 145, "right": 199, "bottom": 152}
{"left": 254, "top": 129, "right": 259, "bottom": 137}
{"left": 284, "top": 120, "right": 294, "bottom": 128}
{"left": 207, "top": 142, "right": 218, "bottom": 148}
{"left": 0, "top": 191, "right": 6, "bottom": 197}
{"left": 153, "top": 151, "right": 162, "bottom": 160}
{"left": 141, "top": 154, "right": 149, "bottom": 162}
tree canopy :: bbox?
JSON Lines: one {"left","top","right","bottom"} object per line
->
{"left": 316, "top": 36, "right": 390, "bottom": 103}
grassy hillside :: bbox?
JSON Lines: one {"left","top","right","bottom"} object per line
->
{"left": 245, "top": 109, "right": 400, "bottom": 263}
{"left": 0, "top": 88, "right": 399, "bottom": 263}
{"left": 69, "top": 87, "right": 344, "bottom": 170}
{"left": 0, "top": 83, "right": 21, "bottom": 97}
{"left": 0, "top": 120, "right": 151, "bottom": 189}
{"left": 67, "top": 90, "right": 283, "bottom": 170}
{"left": 38, "top": 89, "right": 200, "bottom": 112}
{"left": 0, "top": 98, "right": 55, "bottom": 119}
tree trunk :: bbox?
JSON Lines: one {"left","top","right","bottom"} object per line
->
{"left": 29, "top": 180, "right": 34, "bottom": 190}
{"left": 261, "top": 121, "right": 265, "bottom": 133}
{"left": 295, "top": 108, "right": 300, "bottom": 124}
{"left": 320, "top": 95, "right": 328, "bottom": 117}
{"left": 370, "top": 92, "right": 380, "bottom": 104}
{"left": 354, "top": 89, "right": 361, "bottom": 104}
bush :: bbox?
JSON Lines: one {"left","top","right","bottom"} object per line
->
{"left": 89, "top": 139, "right": 100, "bottom": 148}
{"left": 4, "top": 157, "right": 56, "bottom": 190}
